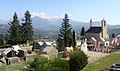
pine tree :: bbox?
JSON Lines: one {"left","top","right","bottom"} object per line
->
{"left": 57, "top": 34, "right": 64, "bottom": 51}
{"left": 0, "top": 34, "right": 4, "bottom": 46}
{"left": 112, "top": 33, "right": 115, "bottom": 38}
{"left": 80, "top": 27, "right": 85, "bottom": 36}
{"left": 21, "top": 10, "right": 33, "bottom": 44}
{"left": 8, "top": 12, "right": 20, "bottom": 45}
{"left": 57, "top": 14, "right": 72, "bottom": 50}
{"left": 72, "top": 30, "right": 76, "bottom": 48}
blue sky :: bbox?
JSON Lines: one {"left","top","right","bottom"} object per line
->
{"left": 0, "top": 0, "right": 120, "bottom": 25}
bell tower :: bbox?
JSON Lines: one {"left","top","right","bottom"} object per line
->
{"left": 101, "top": 18, "right": 109, "bottom": 40}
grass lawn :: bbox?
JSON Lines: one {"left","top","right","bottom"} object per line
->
{"left": 0, "top": 61, "right": 31, "bottom": 71}
{"left": 81, "top": 52, "right": 120, "bottom": 71}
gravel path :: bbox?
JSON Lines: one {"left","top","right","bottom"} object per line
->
{"left": 85, "top": 51, "right": 110, "bottom": 63}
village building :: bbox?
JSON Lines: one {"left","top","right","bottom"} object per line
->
{"left": 42, "top": 46, "right": 58, "bottom": 59}
{"left": 36, "top": 42, "right": 43, "bottom": 49}
{"left": 85, "top": 19, "right": 109, "bottom": 50}
{"left": 36, "top": 42, "right": 52, "bottom": 49}
{"left": 86, "top": 19, "right": 109, "bottom": 40}
{"left": 2, "top": 45, "right": 23, "bottom": 58}
{"left": 1, "top": 45, "right": 24, "bottom": 65}
{"left": 42, "top": 42, "right": 52, "bottom": 48}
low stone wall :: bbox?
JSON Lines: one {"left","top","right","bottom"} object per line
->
{"left": 7, "top": 57, "right": 20, "bottom": 65}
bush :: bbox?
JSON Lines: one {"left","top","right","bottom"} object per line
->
{"left": 48, "top": 58, "right": 69, "bottom": 71}
{"left": 26, "top": 56, "right": 48, "bottom": 71}
{"left": 24, "top": 56, "right": 69, "bottom": 71}
{"left": 69, "top": 50, "right": 88, "bottom": 71}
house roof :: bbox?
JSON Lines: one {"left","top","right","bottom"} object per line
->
{"left": 86, "top": 27, "right": 102, "bottom": 33}
{"left": 2, "top": 45, "right": 21, "bottom": 55}
{"left": 2, "top": 48, "right": 12, "bottom": 55}
{"left": 11, "top": 45, "right": 21, "bottom": 53}
{"left": 45, "top": 42, "right": 52, "bottom": 45}
{"left": 42, "top": 46, "right": 53, "bottom": 53}
{"left": 38, "top": 42, "right": 43, "bottom": 45}
{"left": 91, "top": 37, "right": 97, "bottom": 42}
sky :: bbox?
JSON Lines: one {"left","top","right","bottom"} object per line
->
{"left": 0, "top": 0, "right": 120, "bottom": 25}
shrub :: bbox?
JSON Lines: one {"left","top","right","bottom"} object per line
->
{"left": 26, "top": 56, "right": 48, "bottom": 71}
{"left": 69, "top": 50, "right": 88, "bottom": 71}
{"left": 24, "top": 56, "right": 69, "bottom": 71}
{"left": 48, "top": 58, "right": 69, "bottom": 71}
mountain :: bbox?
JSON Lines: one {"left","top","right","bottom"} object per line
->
{"left": 0, "top": 19, "right": 9, "bottom": 24}
{"left": 32, "top": 16, "right": 60, "bottom": 31}
{"left": 0, "top": 24, "right": 9, "bottom": 34}
{"left": 32, "top": 16, "right": 90, "bottom": 32}
{"left": 0, "top": 15, "right": 120, "bottom": 36}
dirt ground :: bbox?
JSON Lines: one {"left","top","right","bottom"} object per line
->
{"left": 85, "top": 51, "right": 110, "bottom": 63}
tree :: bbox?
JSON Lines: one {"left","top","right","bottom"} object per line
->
{"left": 0, "top": 34, "right": 4, "bottom": 46}
{"left": 56, "top": 34, "right": 64, "bottom": 51}
{"left": 112, "top": 33, "right": 115, "bottom": 38}
{"left": 21, "top": 10, "right": 33, "bottom": 44}
{"left": 0, "top": 39, "right": 4, "bottom": 46}
{"left": 8, "top": 12, "right": 21, "bottom": 45}
{"left": 57, "top": 14, "right": 72, "bottom": 51}
{"left": 80, "top": 27, "right": 85, "bottom": 40}
{"left": 72, "top": 30, "right": 76, "bottom": 48}
{"left": 48, "top": 58, "right": 69, "bottom": 71}
{"left": 80, "top": 27, "right": 85, "bottom": 36}
{"left": 25, "top": 56, "right": 69, "bottom": 71}
{"left": 69, "top": 50, "right": 88, "bottom": 71}
{"left": 26, "top": 56, "right": 48, "bottom": 71}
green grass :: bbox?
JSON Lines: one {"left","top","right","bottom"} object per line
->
{"left": 81, "top": 52, "right": 120, "bottom": 71}
{"left": 0, "top": 60, "right": 31, "bottom": 71}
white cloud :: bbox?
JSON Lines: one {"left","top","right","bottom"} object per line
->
{"left": 31, "top": 12, "right": 62, "bottom": 20}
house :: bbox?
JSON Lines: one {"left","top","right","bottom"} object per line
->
{"left": 36, "top": 42, "right": 43, "bottom": 49}
{"left": 36, "top": 42, "right": 52, "bottom": 49}
{"left": 2, "top": 45, "right": 24, "bottom": 58}
{"left": 42, "top": 42, "right": 52, "bottom": 48}
{"left": 0, "top": 45, "right": 25, "bottom": 65}
{"left": 42, "top": 46, "right": 58, "bottom": 59}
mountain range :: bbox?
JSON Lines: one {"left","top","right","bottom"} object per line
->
{"left": 0, "top": 14, "right": 120, "bottom": 37}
